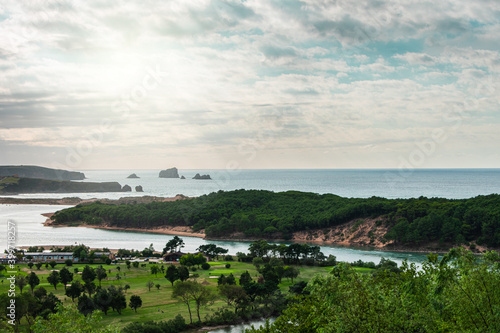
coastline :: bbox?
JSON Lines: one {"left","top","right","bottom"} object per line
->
{"left": 43, "top": 215, "right": 206, "bottom": 239}
{"left": 0, "top": 194, "right": 190, "bottom": 205}
{"left": 5, "top": 194, "right": 490, "bottom": 255}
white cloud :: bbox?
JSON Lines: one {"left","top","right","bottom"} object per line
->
{"left": 0, "top": 0, "right": 499, "bottom": 168}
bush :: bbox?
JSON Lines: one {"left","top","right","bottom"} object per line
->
{"left": 224, "top": 255, "right": 233, "bottom": 261}
{"left": 65, "top": 259, "right": 73, "bottom": 266}
{"left": 105, "top": 258, "right": 112, "bottom": 265}
{"left": 191, "top": 267, "right": 197, "bottom": 272}
{"left": 201, "top": 263, "right": 210, "bottom": 270}
{"left": 225, "top": 264, "right": 231, "bottom": 269}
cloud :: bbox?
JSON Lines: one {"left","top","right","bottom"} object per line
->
{"left": 1, "top": 0, "right": 499, "bottom": 169}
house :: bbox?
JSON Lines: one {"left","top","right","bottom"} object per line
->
{"left": 163, "top": 252, "right": 186, "bottom": 262}
{"left": 24, "top": 252, "right": 77, "bottom": 262}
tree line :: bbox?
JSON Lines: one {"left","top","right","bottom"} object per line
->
{"left": 51, "top": 190, "right": 500, "bottom": 248}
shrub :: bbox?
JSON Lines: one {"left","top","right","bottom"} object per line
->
{"left": 224, "top": 255, "right": 233, "bottom": 261}
{"left": 225, "top": 264, "right": 231, "bottom": 269}
{"left": 201, "top": 263, "right": 210, "bottom": 270}
{"left": 65, "top": 259, "right": 73, "bottom": 266}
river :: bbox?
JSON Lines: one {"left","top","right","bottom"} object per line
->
{"left": 0, "top": 204, "right": 429, "bottom": 267}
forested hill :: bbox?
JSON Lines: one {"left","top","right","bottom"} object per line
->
{"left": 0, "top": 165, "right": 85, "bottom": 180}
{"left": 51, "top": 190, "right": 500, "bottom": 248}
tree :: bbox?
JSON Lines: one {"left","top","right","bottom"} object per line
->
{"left": 65, "top": 259, "right": 73, "bottom": 266}
{"left": 31, "top": 304, "right": 117, "bottom": 333}
{"left": 150, "top": 264, "right": 160, "bottom": 277}
{"left": 73, "top": 245, "right": 89, "bottom": 262}
{"left": 165, "top": 265, "right": 179, "bottom": 286}
{"left": 129, "top": 295, "right": 142, "bottom": 313}
{"left": 172, "top": 280, "right": 215, "bottom": 323}
{"left": 34, "top": 286, "right": 48, "bottom": 299}
{"left": 77, "top": 294, "right": 96, "bottom": 317}
{"left": 239, "top": 271, "right": 252, "bottom": 286}
{"left": 36, "top": 262, "right": 43, "bottom": 270}
{"left": 218, "top": 284, "right": 247, "bottom": 313}
{"left": 96, "top": 265, "right": 107, "bottom": 287}
{"left": 84, "top": 281, "right": 96, "bottom": 296}
{"left": 146, "top": 280, "right": 154, "bottom": 291}
{"left": 40, "top": 292, "right": 61, "bottom": 318}
{"left": 93, "top": 288, "right": 112, "bottom": 315}
{"left": 252, "top": 257, "right": 264, "bottom": 270}
{"left": 155, "top": 283, "right": 161, "bottom": 290}
{"left": 66, "top": 281, "right": 84, "bottom": 302}
{"left": 108, "top": 286, "right": 126, "bottom": 315}
{"left": 47, "top": 271, "right": 61, "bottom": 290}
{"left": 163, "top": 236, "right": 185, "bottom": 254}
{"left": 28, "top": 272, "right": 40, "bottom": 294}
{"left": 49, "top": 261, "right": 57, "bottom": 269}
{"left": 28, "top": 262, "right": 34, "bottom": 269}
{"left": 82, "top": 265, "right": 96, "bottom": 295}
{"left": 82, "top": 265, "right": 96, "bottom": 283}
{"left": 178, "top": 265, "right": 190, "bottom": 282}
{"left": 15, "top": 275, "right": 28, "bottom": 293}
{"left": 283, "top": 266, "right": 300, "bottom": 283}
{"left": 59, "top": 267, "right": 73, "bottom": 290}
{"left": 197, "top": 244, "right": 229, "bottom": 260}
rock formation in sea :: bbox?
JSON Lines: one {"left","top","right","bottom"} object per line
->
{"left": 135, "top": 185, "right": 143, "bottom": 192}
{"left": 127, "top": 173, "right": 140, "bottom": 178}
{"left": 193, "top": 173, "right": 211, "bottom": 180}
{"left": 180, "top": 175, "right": 186, "bottom": 179}
{"left": 159, "top": 167, "right": 179, "bottom": 178}
{"left": 122, "top": 184, "right": 132, "bottom": 192}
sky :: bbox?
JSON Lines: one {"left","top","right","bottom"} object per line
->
{"left": 1, "top": 0, "right": 500, "bottom": 170}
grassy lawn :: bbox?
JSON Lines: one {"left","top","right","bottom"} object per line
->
{"left": 0, "top": 260, "right": 374, "bottom": 331}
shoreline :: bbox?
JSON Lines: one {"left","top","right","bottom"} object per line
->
{"left": 5, "top": 195, "right": 492, "bottom": 255}
{"left": 0, "top": 194, "right": 190, "bottom": 206}
{"left": 43, "top": 216, "right": 206, "bottom": 239}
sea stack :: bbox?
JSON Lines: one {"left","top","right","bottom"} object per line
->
{"left": 193, "top": 173, "right": 211, "bottom": 180}
{"left": 159, "top": 167, "right": 179, "bottom": 178}
{"left": 127, "top": 173, "right": 140, "bottom": 178}
{"left": 135, "top": 185, "right": 143, "bottom": 192}
{"left": 122, "top": 184, "right": 132, "bottom": 192}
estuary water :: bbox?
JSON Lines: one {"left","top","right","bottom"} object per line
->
{"left": 1, "top": 169, "right": 499, "bottom": 266}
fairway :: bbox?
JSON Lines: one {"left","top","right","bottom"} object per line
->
{"left": 1, "top": 259, "right": 367, "bottom": 331}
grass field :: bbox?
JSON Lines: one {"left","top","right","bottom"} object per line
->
{"left": 0, "top": 259, "right": 373, "bottom": 331}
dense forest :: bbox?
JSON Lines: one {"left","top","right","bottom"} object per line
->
{"left": 52, "top": 190, "right": 500, "bottom": 248}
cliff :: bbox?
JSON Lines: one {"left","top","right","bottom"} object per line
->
{"left": 159, "top": 167, "right": 179, "bottom": 178}
{"left": 0, "top": 165, "right": 85, "bottom": 180}
{"left": 0, "top": 177, "right": 123, "bottom": 194}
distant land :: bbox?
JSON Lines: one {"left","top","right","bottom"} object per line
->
{"left": 48, "top": 189, "right": 500, "bottom": 253}
{"left": 0, "top": 165, "right": 85, "bottom": 180}
{"left": 0, "top": 176, "right": 130, "bottom": 194}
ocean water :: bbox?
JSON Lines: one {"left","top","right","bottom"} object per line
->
{"left": 0, "top": 169, "right": 498, "bottom": 266}
{"left": 3, "top": 168, "right": 499, "bottom": 200}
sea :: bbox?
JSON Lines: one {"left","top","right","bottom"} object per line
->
{"left": 1, "top": 168, "right": 499, "bottom": 267}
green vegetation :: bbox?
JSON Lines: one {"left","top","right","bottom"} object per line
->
{"left": 0, "top": 177, "right": 122, "bottom": 194}
{"left": 0, "top": 244, "right": 346, "bottom": 332}
{"left": 247, "top": 248, "right": 500, "bottom": 333}
{"left": 5, "top": 235, "right": 500, "bottom": 332}
{"left": 51, "top": 190, "right": 500, "bottom": 248}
